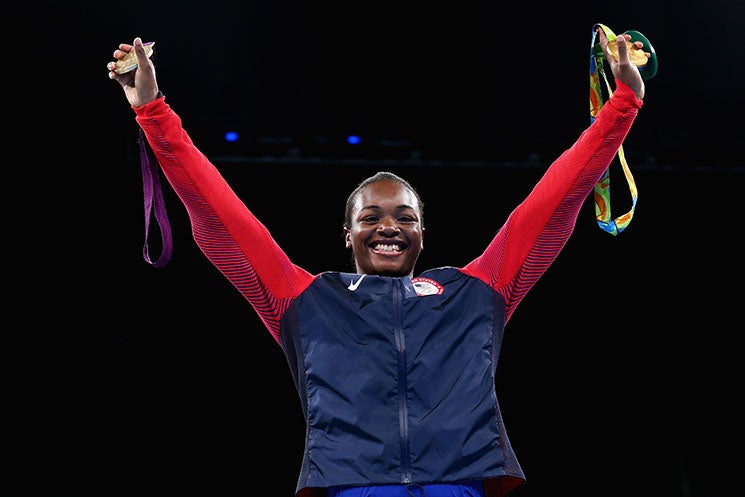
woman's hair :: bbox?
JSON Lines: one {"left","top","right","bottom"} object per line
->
{"left": 343, "top": 171, "right": 424, "bottom": 230}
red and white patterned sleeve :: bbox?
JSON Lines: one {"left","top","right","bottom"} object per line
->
{"left": 462, "top": 82, "right": 643, "bottom": 323}
{"left": 134, "top": 96, "right": 316, "bottom": 344}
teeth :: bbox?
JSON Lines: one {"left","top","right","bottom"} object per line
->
{"left": 374, "top": 243, "right": 401, "bottom": 252}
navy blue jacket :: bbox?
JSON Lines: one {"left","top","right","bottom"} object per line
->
{"left": 280, "top": 269, "right": 521, "bottom": 492}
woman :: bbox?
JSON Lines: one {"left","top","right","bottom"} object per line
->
{"left": 108, "top": 28, "right": 647, "bottom": 497}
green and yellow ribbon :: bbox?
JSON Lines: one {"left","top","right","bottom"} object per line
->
{"left": 589, "top": 23, "right": 657, "bottom": 235}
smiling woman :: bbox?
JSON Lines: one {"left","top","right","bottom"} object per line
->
{"left": 107, "top": 25, "right": 648, "bottom": 497}
{"left": 343, "top": 172, "right": 425, "bottom": 277}
{"left": 2, "top": 0, "right": 741, "bottom": 495}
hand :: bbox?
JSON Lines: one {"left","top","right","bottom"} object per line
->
{"left": 107, "top": 37, "right": 160, "bottom": 107}
{"left": 598, "top": 28, "right": 646, "bottom": 100}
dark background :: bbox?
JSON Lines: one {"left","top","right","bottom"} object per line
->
{"left": 4, "top": 1, "right": 742, "bottom": 496}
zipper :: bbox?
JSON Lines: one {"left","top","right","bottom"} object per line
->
{"left": 394, "top": 279, "right": 412, "bottom": 483}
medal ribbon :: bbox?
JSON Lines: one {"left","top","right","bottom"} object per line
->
{"left": 139, "top": 127, "right": 173, "bottom": 267}
{"left": 589, "top": 23, "right": 638, "bottom": 235}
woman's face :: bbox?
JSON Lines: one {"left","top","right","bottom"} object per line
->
{"left": 344, "top": 179, "right": 424, "bottom": 277}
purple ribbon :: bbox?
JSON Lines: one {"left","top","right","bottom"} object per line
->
{"left": 139, "top": 128, "right": 173, "bottom": 267}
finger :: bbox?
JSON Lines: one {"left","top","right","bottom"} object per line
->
{"left": 598, "top": 27, "right": 608, "bottom": 48}
{"left": 133, "top": 37, "right": 150, "bottom": 67}
{"left": 116, "top": 44, "right": 134, "bottom": 57}
{"left": 108, "top": 48, "right": 129, "bottom": 79}
{"left": 631, "top": 40, "right": 651, "bottom": 59}
{"left": 615, "top": 33, "right": 629, "bottom": 60}
{"left": 133, "top": 38, "right": 156, "bottom": 78}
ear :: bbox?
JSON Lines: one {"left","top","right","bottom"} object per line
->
{"left": 344, "top": 228, "right": 352, "bottom": 249}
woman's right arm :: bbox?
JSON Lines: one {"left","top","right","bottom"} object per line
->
{"left": 110, "top": 38, "right": 315, "bottom": 344}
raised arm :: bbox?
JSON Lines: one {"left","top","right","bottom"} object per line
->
{"left": 463, "top": 29, "right": 646, "bottom": 323}
{"left": 108, "top": 38, "right": 316, "bottom": 343}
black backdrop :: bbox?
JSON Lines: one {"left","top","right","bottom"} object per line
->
{"left": 4, "top": 1, "right": 742, "bottom": 496}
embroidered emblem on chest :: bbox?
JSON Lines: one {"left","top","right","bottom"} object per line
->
{"left": 411, "top": 277, "right": 444, "bottom": 296}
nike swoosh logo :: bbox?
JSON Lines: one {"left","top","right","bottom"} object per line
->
{"left": 348, "top": 274, "right": 366, "bottom": 291}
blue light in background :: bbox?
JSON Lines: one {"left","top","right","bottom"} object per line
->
{"left": 346, "top": 135, "right": 361, "bottom": 145}
{"left": 225, "top": 131, "right": 240, "bottom": 142}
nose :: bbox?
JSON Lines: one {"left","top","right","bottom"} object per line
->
{"left": 377, "top": 220, "right": 400, "bottom": 236}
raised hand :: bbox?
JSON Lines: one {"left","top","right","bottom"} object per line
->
{"left": 107, "top": 37, "right": 160, "bottom": 107}
{"left": 598, "top": 28, "right": 646, "bottom": 100}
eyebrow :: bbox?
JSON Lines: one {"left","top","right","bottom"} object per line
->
{"left": 360, "top": 204, "right": 416, "bottom": 211}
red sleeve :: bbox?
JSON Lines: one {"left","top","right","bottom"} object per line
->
{"left": 462, "top": 82, "right": 643, "bottom": 323}
{"left": 133, "top": 96, "right": 315, "bottom": 344}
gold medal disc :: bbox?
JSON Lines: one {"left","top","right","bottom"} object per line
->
{"left": 115, "top": 42, "right": 155, "bottom": 74}
{"left": 605, "top": 40, "right": 649, "bottom": 67}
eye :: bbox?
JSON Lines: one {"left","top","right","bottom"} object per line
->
{"left": 398, "top": 214, "right": 417, "bottom": 224}
{"left": 360, "top": 215, "right": 380, "bottom": 224}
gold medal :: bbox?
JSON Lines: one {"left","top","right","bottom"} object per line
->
{"left": 115, "top": 42, "right": 155, "bottom": 74}
{"left": 605, "top": 39, "right": 649, "bottom": 67}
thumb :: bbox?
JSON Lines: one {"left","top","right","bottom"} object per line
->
{"left": 615, "top": 34, "right": 629, "bottom": 62}
{"left": 133, "top": 37, "right": 152, "bottom": 68}
{"left": 131, "top": 37, "right": 159, "bottom": 104}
